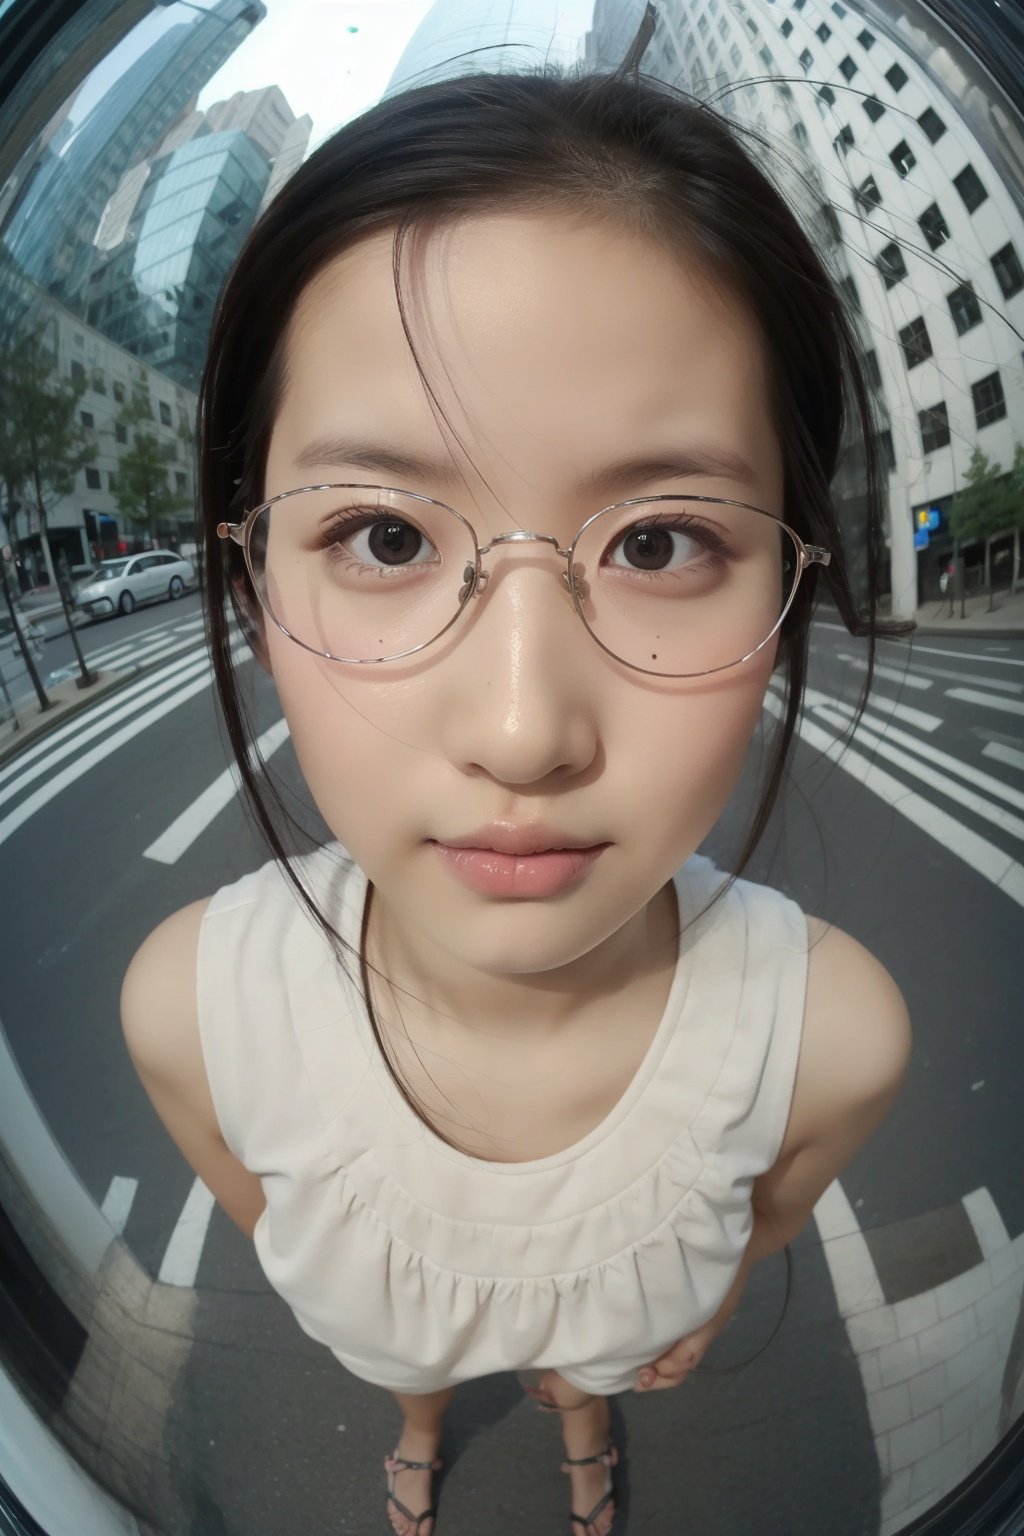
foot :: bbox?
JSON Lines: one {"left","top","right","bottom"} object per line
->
{"left": 384, "top": 1428, "right": 443, "bottom": 1536}
{"left": 560, "top": 1395, "right": 617, "bottom": 1535}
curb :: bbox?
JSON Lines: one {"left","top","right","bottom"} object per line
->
{"left": 0, "top": 669, "right": 138, "bottom": 769}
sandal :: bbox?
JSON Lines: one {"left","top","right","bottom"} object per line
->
{"left": 384, "top": 1449, "right": 443, "bottom": 1534}
{"left": 560, "top": 1442, "right": 619, "bottom": 1533}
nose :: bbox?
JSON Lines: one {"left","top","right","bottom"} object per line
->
{"left": 437, "top": 555, "right": 600, "bottom": 787}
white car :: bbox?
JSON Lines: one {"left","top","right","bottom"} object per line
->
{"left": 75, "top": 550, "right": 195, "bottom": 618}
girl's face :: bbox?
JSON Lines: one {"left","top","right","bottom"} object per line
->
{"left": 260, "top": 212, "right": 784, "bottom": 981}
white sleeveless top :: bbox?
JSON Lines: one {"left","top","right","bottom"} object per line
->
{"left": 196, "top": 844, "right": 809, "bottom": 1395}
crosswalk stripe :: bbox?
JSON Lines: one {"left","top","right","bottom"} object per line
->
{"left": 982, "top": 741, "right": 1024, "bottom": 773}
{"left": 158, "top": 1177, "right": 216, "bottom": 1287}
{"left": 100, "top": 1176, "right": 138, "bottom": 1237}
{"left": 0, "top": 645, "right": 208, "bottom": 791}
{"left": 143, "top": 716, "right": 291, "bottom": 865}
{"left": 763, "top": 692, "right": 1024, "bottom": 907}
{"left": 835, "top": 652, "right": 933, "bottom": 690}
{"left": 0, "top": 648, "right": 246, "bottom": 850}
{"left": 946, "top": 688, "right": 1024, "bottom": 717}
{"left": 911, "top": 663, "right": 1023, "bottom": 695}
{"left": 812, "top": 704, "right": 1024, "bottom": 842}
{"left": 811, "top": 693, "right": 1024, "bottom": 812}
{"left": 0, "top": 652, "right": 212, "bottom": 812}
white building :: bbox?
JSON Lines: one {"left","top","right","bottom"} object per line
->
{"left": 613, "top": 0, "right": 1024, "bottom": 615}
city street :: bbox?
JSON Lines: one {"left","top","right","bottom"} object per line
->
{"left": 1, "top": 598, "right": 1022, "bottom": 1535}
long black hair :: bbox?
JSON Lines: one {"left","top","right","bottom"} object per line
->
{"left": 198, "top": 66, "right": 908, "bottom": 1148}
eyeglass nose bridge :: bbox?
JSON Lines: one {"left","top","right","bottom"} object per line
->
{"left": 464, "top": 529, "right": 576, "bottom": 599}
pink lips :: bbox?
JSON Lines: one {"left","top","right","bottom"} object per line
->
{"left": 431, "top": 827, "right": 608, "bottom": 898}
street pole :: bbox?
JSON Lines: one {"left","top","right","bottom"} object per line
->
{"left": 0, "top": 545, "right": 51, "bottom": 712}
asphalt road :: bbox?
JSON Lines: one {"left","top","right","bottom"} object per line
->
{"left": 1, "top": 595, "right": 1021, "bottom": 1535}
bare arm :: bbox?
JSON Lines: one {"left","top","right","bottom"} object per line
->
{"left": 636, "top": 918, "right": 911, "bottom": 1390}
{"left": 120, "top": 900, "right": 267, "bottom": 1239}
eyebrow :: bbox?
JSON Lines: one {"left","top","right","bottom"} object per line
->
{"left": 292, "top": 435, "right": 757, "bottom": 496}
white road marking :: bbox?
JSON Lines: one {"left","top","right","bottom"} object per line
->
{"left": 811, "top": 705, "right": 1024, "bottom": 842}
{"left": 0, "top": 652, "right": 212, "bottom": 811}
{"left": 813, "top": 1180, "right": 885, "bottom": 1313}
{"left": 763, "top": 691, "right": 1024, "bottom": 907}
{"left": 912, "top": 664, "right": 1023, "bottom": 694}
{"left": 813, "top": 624, "right": 1024, "bottom": 667}
{"left": 0, "top": 647, "right": 246, "bottom": 850}
{"left": 158, "top": 1177, "right": 216, "bottom": 1287}
{"left": 812, "top": 693, "right": 1024, "bottom": 813}
{"left": 962, "top": 1188, "right": 1010, "bottom": 1258}
{"left": 983, "top": 741, "right": 1024, "bottom": 773}
{"left": 832, "top": 695, "right": 943, "bottom": 734}
{"left": 0, "top": 647, "right": 207, "bottom": 792}
{"left": 835, "top": 653, "right": 933, "bottom": 690}
{"left": 143, "top": 716, "right": 291, "bottom": 864}
{"left": 100, "top": 1176, "right": 138, "bottom": 1236}
{"left": 946, "top": 688, "right": 1024, "bottom": 718}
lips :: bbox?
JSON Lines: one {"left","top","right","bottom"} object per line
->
{"left": 435, "top": 823, "right": 605, "bottom": 856}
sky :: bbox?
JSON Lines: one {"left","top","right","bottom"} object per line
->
{"left": 68, "top": 0, "right": 598, "bottom": 154}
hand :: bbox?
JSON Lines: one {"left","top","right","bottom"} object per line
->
{"left": 633, "top": 1310, "right": 726, "bottom": 1391}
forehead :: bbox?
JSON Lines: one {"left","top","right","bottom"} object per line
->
{"left": 269, "top": 211, "right": 779, "bottom": 498}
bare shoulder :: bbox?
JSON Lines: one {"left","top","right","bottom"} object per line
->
{"left": 121, "top": 900, "right": 267, "bottom": 1237}
{"left": 786, "top": 916, "right": 912, "bottom": 1153}
{"left": 121, "top": 898, "right": 211, "bottom": 1092}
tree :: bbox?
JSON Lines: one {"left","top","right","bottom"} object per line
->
{"left": 949, "top": 445, "right": 1022, "bottom": 607}
{"left": 0, "top": 331, "right": 96, "bottom": 587}
{"left": 113, "top": 385, "right": 189, "bottom": 546}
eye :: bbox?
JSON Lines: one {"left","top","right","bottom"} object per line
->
{"left": 604, "top": 521, "right": 711, "bottom": 572}
{"left": 327, "top": 513, "right": 438, "bottom": 568}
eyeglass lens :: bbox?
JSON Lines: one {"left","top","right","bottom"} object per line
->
{"left": 247, "top": 487, "right": 799, "bottom": 674}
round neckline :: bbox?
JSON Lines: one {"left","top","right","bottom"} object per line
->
{"left": 343, "top": 862, "right": 696, "bottom": 1176}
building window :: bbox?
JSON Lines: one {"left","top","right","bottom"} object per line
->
{"left": 91, "top": 367, "right": 106, "bottom": 394}
{"left": 885, "top": 62, "right": 909, "bottom": 91}
{"left": 947, "top": 281, "right": 982, "bottom": 335}
{"left": 708, "top": 38, "right": 718, "bottom": 62}
{"left": 898, "top": 317, "right": 933, "bottom": 367}
{"left": 918, "top": 403, "right": 950, "bottom": 453}
{"left": 858, "top": 28, "right": 875, "bottom": 49}
{"left": 794, "top": 0, "right": 806, "bottom": 10}
{"left": 730, "top": 41, "right": 742, "bottom": 68}
{"left": 917, "top": 106, "right": 946, "bottom": 144}
{"left": 70, "top": 359, "right": 85, "bottom": 384}
{"left": 113, "top": 380, "right": 126, "bottom": 403}
{"left": 839, "top": 274, "right": 861, "bottom": 313}
{"left": 85, "top": 466, "right": 101, "bottom": 490}
{"left": 971, "top": 372, "right": 1006, "bottom": 429}
{"left": 834, "top": 124, "right": 854, "bottom": 154}
{"left": 759, "top": 44, "right": 774, "bottom": 69}
{"left": 856, "top": 175, "right": 882, "bottom": 211}
{"left": 890, "top": 139, "right": 916, "bottom": 177}
{"left": 158, "top": 400, "right": 173, "bottom": 426}
{"left": 838, "top": 54, "right": 858, "bottom": 80}
{"left": 953, "top": 164, "right": 988, "bottom": 213}
{"left": 862, "top": 96, "right": 885, "bottom": 122}
{"left": 877, "top": 429, "right": 895, "bottom": 471}
{"left": 792, "top": 120, "right": 810, "bottom": 148}
{"left": 698, "top": 13, "right": 709, "bottom": 34}
{"left": 832, "top": 1, "right": 848, "bottom": 14}
{"left": 799, "top": 48, "right": 813, "bottom": 71}
{"left": 80, "top": 410, "right": 94, "bottom": 428}
{"left": 877, "top": 241, "right": 907, "bottom": 288}
{"left": 991, "top": 241, "right": 1024, "bottom": 300}
{"left": 175, "top": 471, "right": 188, "bottom": 493}
{"left": 817, "top": 84, "right": 836, "bottom": 110}
{"left": 816, "top": 22, "right": 831, "bottom": 42}
{"left": 918, "top": 202, "right": 949, "bottom": 250}
{"left": 781, "top": 17, "right": 793, "bottom": 36}
{"left": 863, "top": 349, "right": 882, "bottom": 389}
{"left": 819, "top": 203, "right": 841, "bottom": 243}
{"left": 107, "top": 472, "right": 117, "bottom": 493}
{"left": 718, "top": 14, "right": 729, "bottom": 39}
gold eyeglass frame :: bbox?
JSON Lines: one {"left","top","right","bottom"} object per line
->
{"left": 217, "top": 484, "right": 832, "bottom": 678}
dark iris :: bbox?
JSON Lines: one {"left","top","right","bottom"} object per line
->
{"left": 621, "top": 527, "right": 674, "bottom": 570}
{"left": 368, "top": 519, "right": 422, "bottom": 565}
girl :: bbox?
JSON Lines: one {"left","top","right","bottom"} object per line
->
{"left": 121, "top": 66, "right": 911, "bottom": 1536}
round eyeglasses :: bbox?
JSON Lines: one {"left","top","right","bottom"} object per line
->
{"left": 217, "top": 484, "right": 831, "bottom": 678}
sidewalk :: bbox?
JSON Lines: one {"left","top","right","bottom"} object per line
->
{"left": 910, "top": 587, "right": 1024, "bottom": 638}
